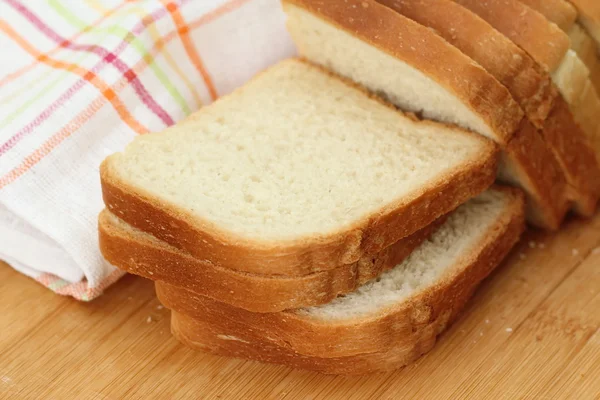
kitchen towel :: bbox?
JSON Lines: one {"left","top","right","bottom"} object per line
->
{"left": 0, "top": 0, "right": 295, "bottom": 300}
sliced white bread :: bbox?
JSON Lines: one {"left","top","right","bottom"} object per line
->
{"left": 101, "top": 59, "right": 497, "bottom": 277}
{"left": 455, "top": 0, "right": 600, "bottom": 202}
{"left": 570, "top": 23, "right": 598, "bottom": 67}
{"left": 454, "top": 0, "right": 599, "bottom": 109}
{"left": 160, "top": 187, "right": 526, "bottom": 374}
{"left": 575, "top": 80, "right": 600, "bottom": 152}
{"left": 453, "top": 0, "right": 571, "bottom": 73}
{"left": 569, "top": 23, "right": 600, "bottom": 93}
{"left": 569, "top": 0, "right": 600, "bottom": 49}
{"left": 552, "top": 49, "right": 592, "bottom": 105}
{"left": 519, "top": 0, "right": 578, "bottom": 32}
{"left": 520, "top": 0, "right": 600, "bottom": 92}
{"left": 283, "top": 0, "right": 568, "bottom": 229}
{"left": 379, "top": 1, "right": 600, "bottom": 219}
{"left": 380, "top": 0, "right": 555, "bottom": 129}
{"left": 99, "top": 210, "right": 442, "bottom": 313}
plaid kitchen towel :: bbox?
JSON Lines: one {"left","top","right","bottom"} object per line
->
{"left": 0, "top": 0, "right": 295, "bottom": 300}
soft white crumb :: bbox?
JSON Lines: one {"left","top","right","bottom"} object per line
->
{"left": 505, "top": 328, "right": 513, "bottom": 333}
{"left": 146, "top": 316, "right": 153, "bottom": 323}
{"left": 572, "top": 248, "right": 579, "bottom": 256}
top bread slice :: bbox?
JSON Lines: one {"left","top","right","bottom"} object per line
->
{"left": 101, "top": 59, "right": 497, "bottom": 276}
{"left": 158, "top": 186, "right": 526, "bottom": 373}
{"left": 378, "top": 0, "right": 600, "bottom": 217}
{"left": 283, "top": 0, "right": 568, "bottom": 229}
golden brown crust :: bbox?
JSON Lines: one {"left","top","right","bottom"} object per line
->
{"left": 157, "top": 186, "right": 526, "bottom": 364}
{"left": 378, "top": 0, "right": 557, "bottom": 128}
{"left": 100, "top": 60, "right": 499, "bottom": 277}
{"left": 569, "top": 24, "right": 600, "bottom": 95}
{"left": 454, "top": 0, "right": 571, "bottom": 72}
{"left": 498, "top": 120, "right": 570, "bottom": 229}
{"left": 171, "top": 311, "right": 437, "bottom": 375}
{"left": 569, "top": 0, "right": 600, "bottom": 46}
{"left": 165, "top": 187, "right": 525, "bottom": 373}
{"left": 99, "top": 211, "right": 443, "bottom": 313}
{"left": 541, "top": 97, "right": 600, "bottom": 215}
{"left": 519, "top": 0, "right": 578, "bottom": 32}
{"left": 284, "top": 0, "right": 523, "bottom": 144}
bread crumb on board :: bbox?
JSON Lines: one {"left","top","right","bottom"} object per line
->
{"left": 505, "top": 327, "right": 513, "bottom": 333}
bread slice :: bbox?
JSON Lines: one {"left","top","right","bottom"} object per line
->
{"left": 379, "top": 0, "right": 600, "bottom": 216}
{"left": 454, "top": 0, "right": 600, "bottom": 211}
{"left": 569, "top": 23, "right": 600, "bottom": 93}
{"left": 380, "top": 0, "right": 556, "bottom": 129}
{"left": 453, "top": 0, "right": 571, "bottom": 73}
{"left": 570, "top": 23, "right": 599, "bottom": 68}
{"left": 574, "top": 80, "right": 600, "bottom": 153}
{"left": 454, "top": 1, "right": 599, "bottom": 113}
{"left": 569, "top": 0, "right": 600, "bottom": 48}
{"left": 159, "top": 187, "right": 526, "bottom": 374}
{"left": 552, "top": 49, "right": 591, "bottom": 105}
{"left": 283, "top": 0, "right": 567, "bottom": 229}
{"left": 99, "top": 210, "right": 442, "bottom": 313}
{"left": 519, "top": 0, "right": 578, "bottom": 31}
{"left": 101, "top": 59, "right": 498, "bottom": 277}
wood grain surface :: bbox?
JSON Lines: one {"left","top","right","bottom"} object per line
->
{"left": 1, "top": 213, "right": 600, "bottom": 399}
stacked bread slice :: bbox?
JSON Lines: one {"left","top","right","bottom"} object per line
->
{"left": 99, "top": 0, "right": 599, "bottom": 374}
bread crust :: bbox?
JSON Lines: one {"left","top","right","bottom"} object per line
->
{"left": 284, "top": 0, "right": 524, "bottom": 144}
{"left": 157, "top": 187, "right": 526, "bottom": 363}
{"left": 498, "top": 119, "right": 570, "bottom": 229}
{"left": 164, "top": 188, "right": 525, "bottom": 374}
{"left": 171, "top": 311, "right": 439, "bottom": 375}
{"left": 519, "top": 0, "right": 578, "bottom": 32}
{"left": 454, "top": 0, "right": 571, "bottom": 73}
{"left": 378, "top": 0, "right": 557, "bottom": 128}
{"left": 101, "top": 60, "right": 499, "bottom": 277}
{"left": 542, "top": 97, "right": 600, "bottom": 215}
{"left": 569, "top": 0, "right": 600, "bottom": 47}
{"left": 99, "top": 211, "right": 443, "bottom": 312}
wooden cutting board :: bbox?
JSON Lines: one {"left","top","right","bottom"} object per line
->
{"left": 1, "top": 213, "right": 600, "bottom": 400}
